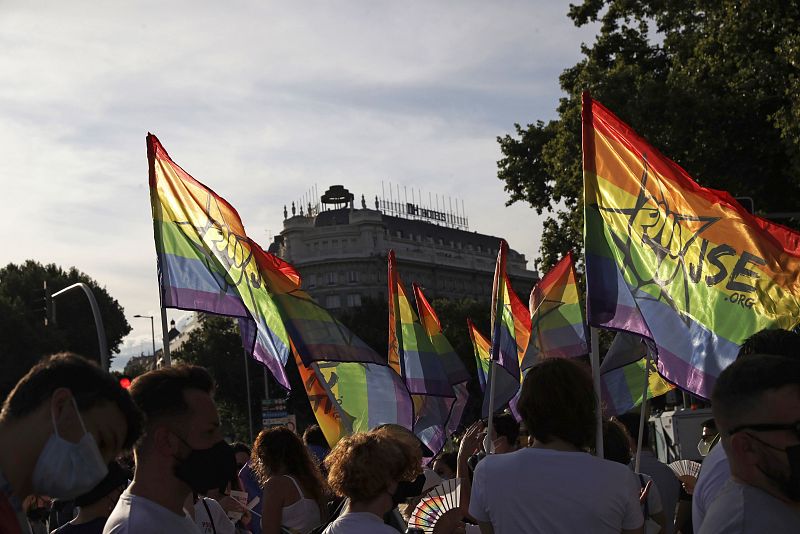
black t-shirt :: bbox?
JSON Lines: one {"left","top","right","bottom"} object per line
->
{"left": 50, "top": 517, "right": 106, "bottom": 534}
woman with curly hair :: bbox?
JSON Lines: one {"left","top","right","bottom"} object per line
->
{"left": 251, "top": 426, "right": 328, "bottom": 534}
{"left": 322, "top": 428, "right": 423, "bottom": 533}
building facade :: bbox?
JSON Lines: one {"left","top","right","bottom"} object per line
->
{"left": 269, "top": 185, "right": 538, "bottom": 309}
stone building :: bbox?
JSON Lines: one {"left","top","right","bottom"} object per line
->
{"left": 269, "top": 185, "right": 538, "bottom": 309}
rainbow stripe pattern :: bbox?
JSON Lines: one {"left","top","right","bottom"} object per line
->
{"left": 601, "top": 356, "right": 675, "bottom": 416}
{"left": 414, "top": 283, "right": 470, "bottom": 437}
{"left": 294, "top": 349, "right": 413, "bottom": 447}
{"left": 482, "top": 240, "right": 532, "bottom": 416}
{"left": 147, "top": 134, "right": 291, "bottom": 387}
{"left": 388, "top": 251, "right": 454, "bottom": 455}
{"left": 582, "top": 95, "right": 800, "bottom": 398}
{"left": 528, "top": 251, "right": 588, "bottom": 361}
{"left": 468, "top": 318, "right": 491, "bottom": 392}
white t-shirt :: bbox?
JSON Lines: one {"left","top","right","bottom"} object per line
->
{"left": 104, "top": 488, "right": 201, "bottom": 534}
{"left": 692, "top": 444, "right": 730, "bottom": 532}
{"left": 194, "top": 497, "right": 236, "bottom": 534}
{"left": 698, "top": 479, "right": 800, "bottom": 533}
{"left": 321, "top": 512, "right": 397, "bottom": 534}
{"left": 469, "top": 447, "right": 644, "bottom": 534}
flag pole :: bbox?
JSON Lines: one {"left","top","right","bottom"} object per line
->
{"left": 591, "top": 327, "right": 603, "bottom": 457}
{"left": 243, "top": 349, "right": 254, "bottom": 444}
{"left": 484, "top": 360, "right": 498, "bottom": 453}
{"left": 634, "top": 349, "right": 651, "bottom": 472}
{"left": 147, "top": 134, "right": 172, "bottom": 367}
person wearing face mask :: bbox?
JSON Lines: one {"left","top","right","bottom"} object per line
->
{"left": 104, "top": 365, "right": 235, "bottom": 534}
{"left": 322, "top": 429, "right": 423, "bottom": 534}
{"left": 696, "top": 419, "right": 719, "bottom": 459}
{"left": 692, "top": 328, "right": 800, "bottom": 532}
{"left": 698, "top": 354, "right": 800, "bottom": 533}
{"left": 0, "top": 353, "right": 142, "bottom": 534}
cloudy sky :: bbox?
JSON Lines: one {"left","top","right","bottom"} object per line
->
{"left": 0, "top": 1, "right": 598, "bottom": 369}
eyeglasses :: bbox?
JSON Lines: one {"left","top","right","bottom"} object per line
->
{"left": 728, "top": 420, "right": 800, "bottom": 438}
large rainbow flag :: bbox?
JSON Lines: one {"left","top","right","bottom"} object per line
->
{"left": 482, "top": 240, "right": 532, "bottom": 416}
{"left": 468, "top": 318, "right": 491, "bottom": 392}
{"left": 528, "top": 251, "right": 588, "bottom": 362}
{"left": 582, "top": 95, "right": 800, "bottom": 398}
{"left": 149, "top": 134, "right": 388, "bottom": 390}
{"left": 388, "top": 251, "right": 454, "bottom": 454}
{"left": 414, "top": 283, "right": 470, "bottom": 436}
{"left": 147, "top": 134, "right": 291, "bottom": 387}
{"left": 601, "top": 355, "right": 675, "bottom": 416}
{"left": 294, "top": 349, "right": 413, "bottom": 447}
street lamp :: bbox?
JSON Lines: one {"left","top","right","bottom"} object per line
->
{"left": 133, "top": 314, "right": 157, "bottom": 366}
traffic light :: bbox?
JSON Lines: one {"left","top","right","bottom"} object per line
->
{"left": 35, "top": 281, "right": 57, "bottom": 327}
{"left": 118, "top": 376, "right": 132, "bottom": 389}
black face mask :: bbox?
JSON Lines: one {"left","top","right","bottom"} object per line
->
{"left": 174, "top": 438, "right": 236, "bottom": 494}
{"left": 784, "top": 444, "right": 800, "bottom": 502}
{"left": 390, "top": 473, "right": 427, "bottom": 505}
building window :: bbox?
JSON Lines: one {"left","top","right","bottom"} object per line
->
{"left": 327, "top": 272, "right": 337, "bottom": 285}
{"left": 307, "top": 274, "right": 317, "bottom": 289}
{"left": 346, "top": 294, "right": 362, "bottom": 307}
{"left": 348, "top": 271, "right": 359, "bottom": 284}
{"left": 325, "top": 295, "right": 341, "bottom": 308}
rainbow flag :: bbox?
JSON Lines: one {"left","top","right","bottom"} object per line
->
{"left": 388, "top": 251, "right": 455, "bottom": 455}
{"left": 468, "top": 318, "right": 491, "bottom": 392}
{"left": 582, "top": 95, "right": 800, "bottom": 398}
{"left": 147, "top": 134, "right": 291, "bottom": 387}
{"left": 294, "top": 349, "right": 413, "bottom": 447}
{"left": 601, "top": 355, "right": 675, "bottom": 416}
{"left": 482, "top": 240, "right": 532, "bottom": 416}
{"left": 414, "top": 283, "right": 470, "bottom": 436}
{"left": 528, "top": 251, "right": 588, "bottom": 361}
{"left": 388, "top": 251, "right": 454, "bottom": 397}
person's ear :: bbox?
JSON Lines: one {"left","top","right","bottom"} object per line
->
{"left": 729, "top": 433, "right": 758, "bottom": 466}
{"left": 50, "top": 387, "right": 83, "bottom": 442}
{"left": 153, "top": 425, "right": 180, "bottom": 458}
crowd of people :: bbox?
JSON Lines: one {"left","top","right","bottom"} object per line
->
{"left": 0, "top": 328, "right": 798, "bottom": 533}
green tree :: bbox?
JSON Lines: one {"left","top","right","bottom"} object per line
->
{"left": 498, "top": 0, "right": 800, "bottom": 272}
{"left": 0, "top": 260, "right": 131, "bottom": 398}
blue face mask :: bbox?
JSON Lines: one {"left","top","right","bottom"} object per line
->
{"left": 31, "top": 395, "right": 108, "bottom": 499}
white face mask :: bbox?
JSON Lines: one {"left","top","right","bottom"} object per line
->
{"left": 31, "top": 395, "right": 109, "bottom": 499}
{"left": 697, "top": 433, "right": 720, "bottom": 457}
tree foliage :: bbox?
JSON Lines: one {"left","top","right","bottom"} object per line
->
{"left": 0, "top": 260, "right": 130, "bottom": 398}
{"left": 499, "top": 0, "right": 800, "bottom": 273}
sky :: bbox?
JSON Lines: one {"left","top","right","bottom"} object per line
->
{"left": 0, "top": 1, "right": 599, "bottom": 370}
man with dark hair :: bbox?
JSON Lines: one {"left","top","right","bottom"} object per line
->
{"left": 693, "top": 328, "right": 800, "bottom": 531}
{"left": 0, "top": 353, "right": 141, "bottom": 534}
{"left": 489, "top": 413, "right": 519, "bottom": 454}
{"left": 469, "top": 358, "right": 644, "bottom": 534}
{"left": 617, "top": 411, "right": 679, "bottom": 534}
{"left": 302, "top": 424, "right": 330, "bottom": 466}
{"left": 104, "top": 365, "right": 234, "bottom": 534}
{"left": 698, "top": 354, "right": 800, "bottom": 532}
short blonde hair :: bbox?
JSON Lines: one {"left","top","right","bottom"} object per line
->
{"left": 325, "top": 428, "right": 423, "bottom": 503}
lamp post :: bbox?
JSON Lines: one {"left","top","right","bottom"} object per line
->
{"left": 133, "top": 314, "right": 157, "bottom": 366}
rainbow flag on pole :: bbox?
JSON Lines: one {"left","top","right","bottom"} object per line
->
{"left": 388, "top": 251, "right": 454, "bottom": 454}
{"left": 147, "top": 134, "right": 291, "bottom": 387}
{"left": 482, "top": 240, "right": 532, "bottom": 416}
{"left": 414, "top": 283, "right": 470, "bottom": 435}
{"left": 528, "top": 252, "right": 588, "bottom": 362}
{"left": 468, "top": 318, "right": 491, "bottom": 392}
{"left": 582, "top": 95, "right": 800, "bottom": 398}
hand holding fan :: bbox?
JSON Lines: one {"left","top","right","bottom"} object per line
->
{"left": 408, "top": 478, "right": 462, "bottom": 534}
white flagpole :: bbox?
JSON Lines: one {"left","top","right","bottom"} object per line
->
{"left": 591, "top": 327, "right": 603, "bottom": 457}
{"left": 634, "top": 350, "right": 651, "bottom": 472}
{"left": 484, "top": 360, "right": 498, "bottom": 453}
